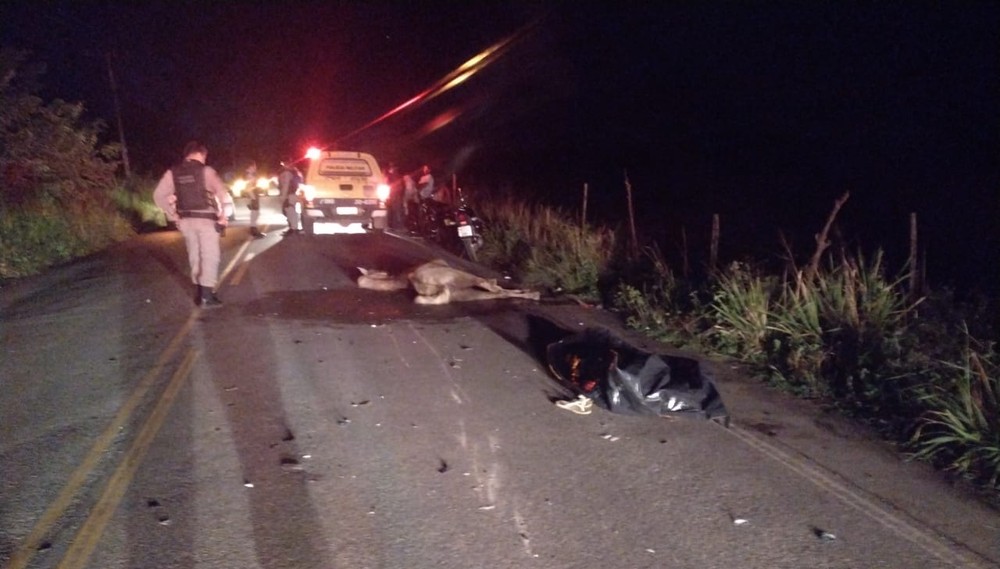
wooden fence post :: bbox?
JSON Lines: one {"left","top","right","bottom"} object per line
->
{"left": 710, "top": 214, "right": 720, "bottom": 273}
{"left": 581, "top": 183, "right": 588, "bottom": 230}
{"left": 909, "top": 212, "right": 921, "bottom": 301}
{"left": 681, "top": 225, "right": 690, "bottom": 280}
{"left": 624, "top": 170, "right": 639, "bottom": 259}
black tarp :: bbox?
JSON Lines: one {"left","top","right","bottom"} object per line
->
{"left": 546, "top": 328, "right": 729, "bottom": 423}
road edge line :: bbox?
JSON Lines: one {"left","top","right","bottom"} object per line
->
{"left": 722, "top": 420, "right": 994, "bottom": 568}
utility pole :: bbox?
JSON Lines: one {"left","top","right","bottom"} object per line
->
{"left": 106, "top": 51, "right": 132, "bottom": 179}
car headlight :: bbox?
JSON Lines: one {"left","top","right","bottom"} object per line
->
{"left": 376, "top": 183, "right": 390, "bottom": 202}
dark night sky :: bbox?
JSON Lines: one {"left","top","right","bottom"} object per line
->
{"left": 2, "top": 1, "right": 997, "bottom": 290}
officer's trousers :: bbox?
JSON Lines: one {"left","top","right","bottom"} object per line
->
{"left": 177, "top": 217, "right": 221, "bottom": 288}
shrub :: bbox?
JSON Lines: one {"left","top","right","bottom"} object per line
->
{"left": 0, "top": 48, "right": 134, "bottom": 277}
{"left": 706, "top": 261, "right": 777, "bottom": 363}
{"left": 910, "top": 332, "right": 1000, "bottom": 489}
{"left": 477, "top": 196, "right": 613, "bottom": 300}
{"left": 111, "top": 175, "right": 168, "bottom": 231}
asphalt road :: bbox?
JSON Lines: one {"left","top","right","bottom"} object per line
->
{"left": 1, "top": 204, "right": 997, "bottom": 569}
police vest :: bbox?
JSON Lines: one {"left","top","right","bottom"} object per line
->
{"left": 172, "top": 160, "right": 216, "bottom": 214}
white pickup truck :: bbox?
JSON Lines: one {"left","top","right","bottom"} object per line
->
{"left": 297, "top": 151, "right": 390, "bottom": 234}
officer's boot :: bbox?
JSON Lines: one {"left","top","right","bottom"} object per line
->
{"left": 200, "top": 285, "right": 223, "bottom": 308}
{"left": 194, "top": 284, "right": 203, "bottom": 306}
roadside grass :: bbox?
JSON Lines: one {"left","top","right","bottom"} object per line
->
{"left": 0, "top": 178, "right": 161, "bottom": 278}
{"left": 910, "top": 334, "right": 1000, "bottom": 489}
{"left": 0, "top": 185, "right": 139, "bottom": 278}
{"left": 0, "top": 48, "right": 157, "bottom": 279}
{"left": 475, "top": 196, "right": 615, "bottom": 302}
{"left": 478, "top": 192, "right": 999, "bottom": 498}
{"left": 111, "top": 175, "right": 169, "bottom": 231}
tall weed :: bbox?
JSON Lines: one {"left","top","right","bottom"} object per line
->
{"left": 0, "top": 197, "right": 133, "bottom": 277}
{"left": 814, "top": 252, "right": 914, "bottom": 413}
{"left": 706, "top": 261, "right": 775, "bottom": 363}
{"left": 766, "top": 274, "right": 829, "bottom": 396}
{"left": 910, "top": 332, "right": 1000, "bottom": 489}
{"left": 111, "top": 176, "right": 168, "bottom": 230}
{"left": 477, "top": 197, "right": 613, "bottom": 300}
{"left": 611, "top": 245, "right": 704, "bottom": 346}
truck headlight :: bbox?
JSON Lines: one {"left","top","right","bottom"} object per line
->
{"left": 376, "top": 183, "right": 390, "bottom": 202}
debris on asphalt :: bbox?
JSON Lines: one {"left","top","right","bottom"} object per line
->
{"left": 546, "top": 328, "right": 728, "bottom": 422}
{"left": 555, "top": 394, "right": 593, "bottom": 415}
{"left": 438, "top": 459, "right": 449, "bottom": 473}
{"left": 350, "top": 400, "right": 371, "bottom": 407}
{"left": 733, "top": 518, "right": 749, "bottom": 526}
{"left": 812, "top": 527, "right": 837, "bottom": 541}
{"left": 337, "top": 417, "right": 351, "bottom": 425}
{"left": 243, "top": 480, "right": 254, "bottom": 488}
{"left": 478, "top": 504, "right": 496, "bottom": 511}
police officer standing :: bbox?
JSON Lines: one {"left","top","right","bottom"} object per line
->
{"left": 246, "top": 160, "right": 265, "bottom": 238}
{"left": 384, "top": 162, "right": 404, "bottom": 230}
{"left": 278, "top": 161, "right": 302, "bottom": 236}
{"left": 153, "top": 141, "right": 230, "bottom": 307}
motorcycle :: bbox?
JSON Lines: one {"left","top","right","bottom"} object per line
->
{"left": 416, "top": 187, "right": 485, "bottom": 262}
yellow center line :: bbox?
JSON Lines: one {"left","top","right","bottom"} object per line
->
{"left": 3, "top": 313, "right": 198, "bottom": 569}
{"left": 56, "top": 348, "right": 199, "bottom": 569}
{"left": 218, "top": 238, "right": 252, "bottom": 288}
{"left": 230, "top": 251, "right": 255, "bottom": 286}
